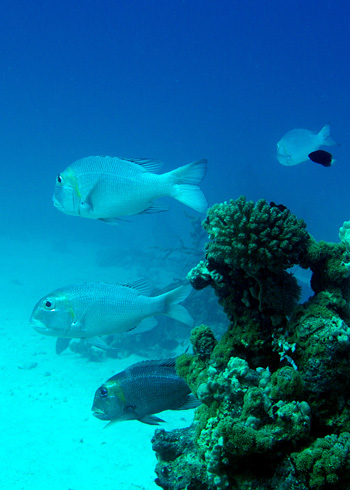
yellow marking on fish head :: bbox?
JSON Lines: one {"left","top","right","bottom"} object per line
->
{"left": 106, "top": 380, "right": 127, "bottom": 405}
{"left": 62, "top": 167, "right": 82, "bottom": 199}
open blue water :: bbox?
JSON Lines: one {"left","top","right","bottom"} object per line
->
{"left": 1, "top": 1, "right": 349, "bottom": 488}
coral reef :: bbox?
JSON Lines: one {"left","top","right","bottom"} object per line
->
{"left": 187, "top": 196, "right": 310, "bottom": 368}
{"left": 152, "top": 197, "right": 350, "bottom": 489}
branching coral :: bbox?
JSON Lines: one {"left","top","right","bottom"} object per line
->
{"left": 188, "top": 196, "right": 310, "bottom": 331}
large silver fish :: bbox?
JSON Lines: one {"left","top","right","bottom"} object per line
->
{"left": 276, "top": 124, "right": 336, "bottom": 166}
{"left": 53, "top": 156, "right": 208, "bottom": 222}
{"left": 92, "top": 358, "right": 200, "bottom": 425}
{"left": 30, "top": 281, "right": 193, "bottom": 353}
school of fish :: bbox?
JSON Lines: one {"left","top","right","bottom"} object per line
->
{"left": 31, "top": 154, "right": 208, "bottom": 424}
{"left": 31, "top": 131, "right": 339, "bottom": 426}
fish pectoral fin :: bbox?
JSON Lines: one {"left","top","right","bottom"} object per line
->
{"left": 56, "top": 338, "right": 71, "bottom": 355}
{"left": 138, "top": 202, "right": 169, "bottom": 214}
{"left": 126, "top": 317, "right": 157, "bottom": 334}
{"left": 123, "top": 405, "right": 164, "bottom": 425}
{"left": 175, "top": 393, "right": 201, "bottom": 410}
{"left": 73, "top": 301, "right": 99, "bottom": 329}
{"left": 98, "top": 217, "right": 129, "bottom": 224}
{"left": 85, "top": 337, "right": 117, "bottom": 351}
{"left": 103, "top": 419, "right": 119, "bottom": 429}
{"left": 138, "top": 415, "right": 165, "bottom": 425}
{"left": 82, "top": 179, "right": 108, "bottom": 212}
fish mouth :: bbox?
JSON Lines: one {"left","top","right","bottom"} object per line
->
{"left": 30, "top": 318, "right": 50, "bottom": 334}
{"left": 92, "top": 408, "right": 109, "bottom": 420}
{"left": 52, "top": 197, "right": 64, "bottom": 211}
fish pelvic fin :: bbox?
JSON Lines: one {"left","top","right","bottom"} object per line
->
{"left": 138, "top": 415, "right": 165, "bottom": 425}
{"left": 85, "top": 337, "right": 118, "bottom": 351}
{"left": 56, "top": 338, "right": 71, "bottom": 354}
{"left": 319, "top": 124, "right": 337, "bottom": 146}
{"left": 161, "top": 284, "right": 194, "bottom": 327}
{"left": 168, "top": 159, "right": 208, "bottom": 213}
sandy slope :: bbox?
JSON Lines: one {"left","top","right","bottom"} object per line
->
{"left": 0, "top": 236, "right": 195, "bottom": 490}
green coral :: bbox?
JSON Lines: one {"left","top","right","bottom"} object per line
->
{"left": 270, "top": 366, "right": 303, "bottom": 402}
{"left": 292, "top": 433, "right": 350, "bottom": 488}
{"left": 190, "top": 324, "right": 218, "bottom": 360}
{"left": 301, "top": 239, "right": 350, "bottom": 322}
{"left": 191, "top": 354, "right": 311, "bottom": 488}
{"left": 176, "top": 353, "right": 208, "bottom": 395}
{"left": 202, "top": 196, "right": 309, "bottom": 274}
{"left": 188, "top": 197, "right": 310, "bottom": 364}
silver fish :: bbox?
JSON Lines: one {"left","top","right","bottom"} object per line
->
{"left": 92, "top": 358, "right": 200, "bottom": 425}
{"left": 30, "top": 281, "right": 193, "bottom": 353}
{"left": 53, "top": 156, "right": 208, "bottom": 222}
{"left": 276, "top": 124, "right": 336, "bottom": 166}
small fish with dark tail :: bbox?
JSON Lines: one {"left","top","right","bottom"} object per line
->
{"left": 277, "top": 124, "right": 336, "bottom": 166}
{"left": 92, "top": 358, "right": 200, "bottom": 426}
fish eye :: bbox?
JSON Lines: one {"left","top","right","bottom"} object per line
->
{"left": 43, "top": 299, "right": 55, "bottom": 310}
{"left": 57, "top": 174, "right": 63, "bottom": 184}
{"left": 99, "top": 387, "right": 108, "bottom": 397}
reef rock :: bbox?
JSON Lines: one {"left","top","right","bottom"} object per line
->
{"left": 152, "top": 196, "right": 350, "bottom": 490}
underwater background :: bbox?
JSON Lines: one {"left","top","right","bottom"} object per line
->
{"left": 1, "top": 1, "right": 350, "bottom": 489}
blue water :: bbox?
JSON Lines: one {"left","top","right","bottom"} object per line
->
{"left": 1, "top": 0, "right": 349, "bottom": 487}
{"left": 2, "top": 0, "right": 349, "bottom": 245}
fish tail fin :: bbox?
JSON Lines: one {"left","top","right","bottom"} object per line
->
{"left": 167, "top": 159, "right": 208, "bottom": 213}
{"left": 319, "top": 124, "right": 337, "bottom": 146}
{"left": 161, "top": 284, "right": 194, "bottom": 327}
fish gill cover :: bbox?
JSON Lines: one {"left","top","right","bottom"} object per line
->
{"left": 152, "top": 196, "right": 350, "bottom": 490}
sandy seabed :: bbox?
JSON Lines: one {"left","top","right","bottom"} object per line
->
{"left": 0, "top": 235, "right": 195, "bottom": 490}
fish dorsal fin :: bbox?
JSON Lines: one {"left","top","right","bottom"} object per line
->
{"left": 126, "top": 358, "right": 177, "bottom": 369}
{"left": 318, "top": 124, "right": 337, "bottom": 146}
{"left": 119, "top": 279, "right": 153, "bottom": 296}
{"left": 118, "top": 157, "right": 164, "bottom": 173}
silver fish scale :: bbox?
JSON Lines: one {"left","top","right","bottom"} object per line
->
{"left": 58, "top": 282, "right": 160, "bottom": 336}
{"left": 69, "top": 156, "right": 169, "bottom": 215}
{"left": 71, "top": 155, "right": 161, "bottom": 176}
